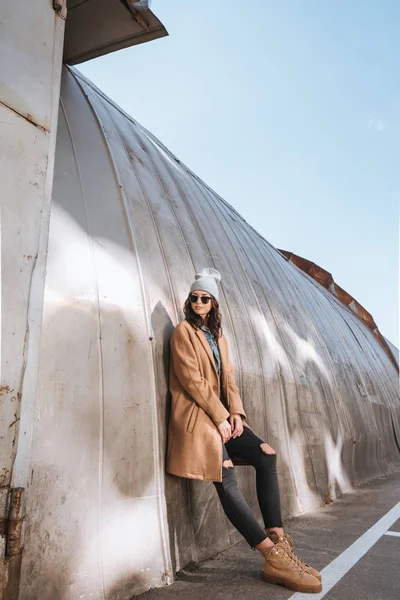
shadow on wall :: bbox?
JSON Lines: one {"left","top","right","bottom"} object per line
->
{"left": 150, "top": 301, "right": 174, "bottom": 445}
{"left": 22, "top": 300, "right": 166, "bottom": 600}
{"left": 150, "top": 300, "right": 203, "bottom": 572}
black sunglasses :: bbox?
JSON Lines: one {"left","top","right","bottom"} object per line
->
{"left": 190, "top": 293, "right": 212, "bottom": 304}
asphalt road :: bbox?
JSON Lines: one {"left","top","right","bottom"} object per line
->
{"left": 136, "top": 470, "right": 400, "bottom": 600}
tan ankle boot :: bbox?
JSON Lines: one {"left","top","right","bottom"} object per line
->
{"left": 261, "top": 545, "right": 322, "bottom": 594}
{"left": 268, "top": 531, "right": 321, "bottom": 581}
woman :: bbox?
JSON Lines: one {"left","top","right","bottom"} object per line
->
{"left": 167, "top": 268, "right": 322, "bottom": 594}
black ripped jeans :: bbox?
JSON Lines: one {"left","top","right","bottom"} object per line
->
{"left": 213, "top": 427, "right": 283, "bottom": 548}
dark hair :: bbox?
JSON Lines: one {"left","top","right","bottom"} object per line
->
{"left": 184, "top": 296, "right": 222, "bottom": 340}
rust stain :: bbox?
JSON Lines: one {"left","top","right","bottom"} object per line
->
{"left": 6, "top": 488, "right": 24, "bottom": 558}
{"left": 129, "top": 7, "right": 150, "bottom": 31}
{"left": 0, "top": 468, "right": 10, "bottom": 487}
{"left": 127, "top": 333, "right": 136, "bottom": 350}
{"left": 161, "top": 569, "right": 172, "bottom": 584}
{"left": 0, "top": 385, "right": 13, "bottom": 395}
{"left": 323, "top": 484, "right": 334, "bottom": 505}
{"left": 53, "top": 0, "right": 67, "bottom": 19}
{"left": 279, "top": 249, "right": 399, "bottom": 373}
{"left": 0, "top": 100, "right": 50, "bottom": 133}
{"left": 8, "top": 489, "right": 23, "bottom": 519}
{"left": 9, "top": 414, "right": 20, "bottom": 429}
{"left": 0, "top": 518, "right": 7, "bottom": 535}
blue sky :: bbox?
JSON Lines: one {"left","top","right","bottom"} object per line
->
{"left": 78, "top": 0, "right": 399, "bottom": 346}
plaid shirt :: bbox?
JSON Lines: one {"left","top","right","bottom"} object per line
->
{"left": 200, "top": 326, "right": 221, "bottom": 378}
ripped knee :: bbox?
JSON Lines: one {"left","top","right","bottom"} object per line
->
{"left": 260, "top": 443, "right": 276, "bottom": 456}
{"left": 223, "top": 459, "right": 234, "bottom": 468}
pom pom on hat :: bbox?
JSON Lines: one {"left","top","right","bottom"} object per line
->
{"left": 190, "top": 268, "right": 221, "bottom": 300}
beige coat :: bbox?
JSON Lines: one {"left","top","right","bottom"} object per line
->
{"left": 166, "top": 320, "right": 247, "bottom": 482}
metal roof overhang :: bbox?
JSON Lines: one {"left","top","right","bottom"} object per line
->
{"left": 64, "top": 0, "right": 168, "bottom": 65}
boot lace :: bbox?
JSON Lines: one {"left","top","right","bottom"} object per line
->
{"left": 275, "top": 546, "right": 305, "bottom": 575}
{"left": 276, "top": 536, "right": 310, "bottom": 572}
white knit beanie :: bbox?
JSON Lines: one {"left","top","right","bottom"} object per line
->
{"left": 189, "top": 268, "right": 221, "bottom": 301}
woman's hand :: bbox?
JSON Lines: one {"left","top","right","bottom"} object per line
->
{"left": 229, "top": 414, "right": 244, "bottom": 439}
{"left": 217, "top": 420, "right": 232, "bottom": 444}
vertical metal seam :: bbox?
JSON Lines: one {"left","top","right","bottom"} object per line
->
{"left": 287, "top": 260, "right": 386, "bottom": 450}
{"left": 219, "top": 201, "right": 325, "bottom": 498}
{"left": 139, "top": 127, "right": 248, "bottom": 414}
{"left": 75, "top": 79, "right": 175, "bottom": 578}
{"left": 105, "top": 107, "right": 187, "bottom": 566}
{"left": 259, "top": 237, "right": 360, "bottom": 481}
{"left": 335, "top": 303, "right": 398, "bottom": 461}
{"left": 195, "top": 184, "right": 303, "bottom": 499}
{"left": 105, "top": 105, "right": 198, "bottom": 562}
{"left": 60, "top": 94, "right": 107, "bottom": 600}
{"left": 187, "top": 177, "right": 268, "bottom": 423}
{"left": 108, "top": 116, "right": 182, "bottom": 324}
{"left": 306, "top": 273, "right": 386, "bottom": 434}
{"left": 127, "top": 123, "right": 222, "bottom": 555}
{"left": 281, "top": 266, "right": 367, "bottom": 435}
{"left": 256, "top": 234, "right": 350, "bottom": 438}
{"left": 316, "top": 288, "right": 393, "bottom": 474}
{"left": 9, "top": 0, "right": 65, "bottom": 509}
{"left": 232, "top": 220, "right": 329, "bottom": 497}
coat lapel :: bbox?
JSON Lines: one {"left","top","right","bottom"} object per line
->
{"left": 195, "top": 328, "right": 218, "bottom": 378}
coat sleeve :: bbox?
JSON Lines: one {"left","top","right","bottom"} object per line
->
{"left": 170, "top": 326, "right": 230, "bottom": 427}
{"left": 223, "top": 337, "right": 247, "bottom": 420}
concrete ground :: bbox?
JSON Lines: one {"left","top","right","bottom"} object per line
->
{"left": 137, "top": 470, "right": 400, "bottom": 600}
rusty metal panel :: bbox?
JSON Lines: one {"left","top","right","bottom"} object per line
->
{"left": 0, "top": 107, "right": 50, "bottom": 494}
{"left": 18, "top": 65, "right": 400, "bottom": 599}
{"left": 0, "top": 2, "right": 65, "bottom": 596}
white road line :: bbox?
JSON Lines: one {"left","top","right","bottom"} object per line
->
{"left": 288, "top": 501, "right": 400, "bottom": 600}
{"left": 384, "top": 530, "right": 400, "bottom": 538}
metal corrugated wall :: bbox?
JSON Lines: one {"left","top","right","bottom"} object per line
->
{"left": 20, "top": 66, "right": 400, "bottom": 599}
{"left": 0, "top": 2, "right": 66, "bottom": 595}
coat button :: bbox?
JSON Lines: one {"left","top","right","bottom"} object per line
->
{"left": 213, "top": 385, "right": 218, "bottom": 391}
